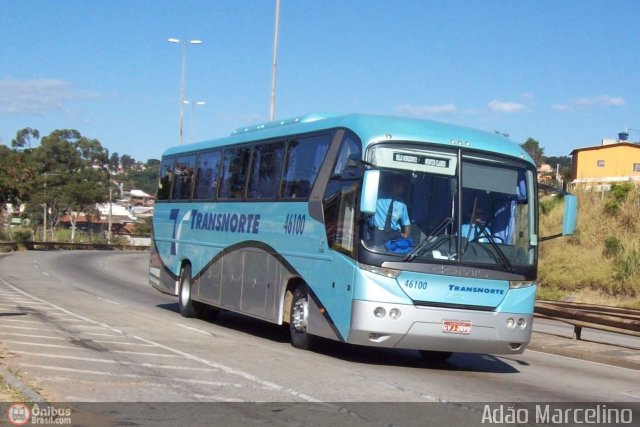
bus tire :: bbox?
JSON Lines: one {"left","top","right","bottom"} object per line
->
{"left": 419, "top": 350, "right": 453, "bottom": 363}
{"left": 178, "top": 265, "right": 204, "bottom": 318}
{"left": 289, "top": 286, "right": 315, "bottom": 350}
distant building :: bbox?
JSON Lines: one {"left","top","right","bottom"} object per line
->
{"left": 570, "top": 136, "right": 640, "bottom": 190}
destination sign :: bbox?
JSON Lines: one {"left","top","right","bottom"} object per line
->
{"left": 393, "top": 152, "right": 449, "bottom": 168}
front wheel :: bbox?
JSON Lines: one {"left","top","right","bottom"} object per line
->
{"left": 289, "top": 286, "right": 316, "bottom": 350}
{"left": 178, "top": 265, "right": 204, "bottom": 318}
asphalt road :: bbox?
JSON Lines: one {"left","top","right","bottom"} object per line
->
{"left": 1, "top": 250, "right": 639, "bottom": 425}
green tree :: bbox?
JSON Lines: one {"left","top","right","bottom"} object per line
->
{"left": 11, "top": 127, "right": 40, "bottom": 149}
{"left": 109, "top": 152, "right": 120, "bottom": 172}
{"left": 521, "top": 138, "right": 545, "bottom": 167}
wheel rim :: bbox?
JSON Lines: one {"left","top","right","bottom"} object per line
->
{"left": 291, "top": 298, "right": 308, "bottom": 333}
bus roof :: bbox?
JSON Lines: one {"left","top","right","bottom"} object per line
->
{"left": 162, "top": 113, "right": 535, "bottom": 165}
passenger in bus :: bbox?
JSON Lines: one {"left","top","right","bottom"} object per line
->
{"left": 462, "top": 206, "right": 502, "bottom": 243}
{"left": 370, "top": 180, "right": 411, "bottom": 247}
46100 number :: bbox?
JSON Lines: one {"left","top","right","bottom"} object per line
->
{"left": 284, "top": 214, "right": 305, "bottom": 235}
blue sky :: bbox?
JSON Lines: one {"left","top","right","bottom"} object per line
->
{"left": 1, "top": 0, "right": 638, "bottom": 162}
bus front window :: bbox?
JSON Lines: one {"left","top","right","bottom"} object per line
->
{"left": 362, "top": 145, "right": 536, "bottom": 274}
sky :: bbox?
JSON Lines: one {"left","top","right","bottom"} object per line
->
{"left": 1, "top": 0, "right": 639, "bottom": 162}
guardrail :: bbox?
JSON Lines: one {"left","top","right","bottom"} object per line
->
{"left": 535, "top": 300, "right": 640, "bottom": 340}
{"left": 0, "top": 242, "right": 149, "bottom": 252}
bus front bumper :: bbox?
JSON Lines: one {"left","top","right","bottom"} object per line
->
{"left": 348, "top": 300, "right": 533, "bottom": 355}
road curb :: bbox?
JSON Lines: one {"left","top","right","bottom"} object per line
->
{"left": 0, "top": 366, "right": 46, "bottom": 403}
{"left": 528, "top": 332, "right": 640, "bottom": 371}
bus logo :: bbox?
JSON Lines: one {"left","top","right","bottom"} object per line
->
{"left": 169, "top": 209, "right": 180, "bottom": 255}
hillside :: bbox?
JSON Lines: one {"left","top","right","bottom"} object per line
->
{"left": 538, "top": 183, "right": 640, "bottom": 308}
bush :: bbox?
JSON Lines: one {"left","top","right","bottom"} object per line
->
{"left": 603, "top": 236, "right": 622, "bottom": 258}
{"left": 13, "top": 228, "right": 33, "bottom": 243}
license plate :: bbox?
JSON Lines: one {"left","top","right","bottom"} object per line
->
{"left": 442, "top": 320, "right": 472, "bottom": 335}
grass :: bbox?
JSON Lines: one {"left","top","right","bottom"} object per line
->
{"left": 538, "top": 184, "right": 640, "bottom": 308}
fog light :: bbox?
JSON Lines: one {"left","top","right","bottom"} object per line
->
{"left": 374, "top": 307, "right": 386, "bottom": 318}
{"left": 506, "top": 317, "right": 516, "bottom": 328}
{"left": 517, "top": 318, "right": 527, "bottom": 329}
{"left": 389, "top": 308, "right": 401, "bottom": 320}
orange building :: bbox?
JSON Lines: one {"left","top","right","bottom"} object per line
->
{"left": 570, "top": 141, "right": 640, "bottom": 189}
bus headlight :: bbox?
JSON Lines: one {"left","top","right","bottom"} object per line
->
{"left": 506, "top": 317, "right": 516, "bottom": 328}
{"left": 509, "top": 280, "right": 535, "bottom": 289}
{"left": 359, "top": 263, "right": 401, "bottom": 279}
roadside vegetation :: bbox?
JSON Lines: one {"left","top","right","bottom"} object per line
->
{"left": 539, "top": 183, "right": 640, "bottom": 308}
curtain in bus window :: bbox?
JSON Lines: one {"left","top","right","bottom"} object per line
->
{"left": 281, "top": 134, "right": 330, "bottom": 199}
{"left": 219, "top": 147, "right": 251, "bottom": 199}
{"left": 194, "top": 151, "right": 221, "bottom": 199}
{"left": 332, "top": 133, "right": 362, "bottom": 175}
{"left": 248, "top": 142, "right": 284, "bottom": 199}
{"left": 171, "top": 155, "right": 196, "bottom": 200}
{"left": 157, "top": 158, "right": 175, "bottom": 201}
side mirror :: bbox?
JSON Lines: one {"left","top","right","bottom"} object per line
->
{"left": 562, "top": 194, "right": 577, "bottom": 236}
{"left": 539, "top": 184, "right": 578, "bottom": 241}
{"left": 360, "top": 170, "right": 380, "bottom": 215}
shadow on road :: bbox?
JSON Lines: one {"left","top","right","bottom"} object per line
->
{"left": 156, "top": 302, "right": 522, "bottom": 374}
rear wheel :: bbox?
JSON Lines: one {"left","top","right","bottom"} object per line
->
{"left": 289, "top": 286, "right": 316, "bottom": 350}
{"left": 178, "top": 265, "right": 204, "bottom": 318}
{"left": 419, "top": 350, "right": 453, "bottom": 363}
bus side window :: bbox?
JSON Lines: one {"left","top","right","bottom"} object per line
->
{"left": 157, "top": 158, "right": 175, "bottom": 201}
{"left": 248, "top": 141, "right": 284, "bottom": 199}
{"left": 194, "top": 150, "right": 221, "bottom": 200}
{"left": 219, "top": 147, "right": 251, "bottom": 199}
{"left": 281, "top": 134, "right": 330, "bottom": 199}
{"left": 171, "top": 155, "right": 196, "bottom": 200}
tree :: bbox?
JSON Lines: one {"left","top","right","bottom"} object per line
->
{"left": 521, "top": 138, "right": 545, "bottom": 167}
{"left": 11, "top": 127, "right": 40, "bottom": 149}
{"left": 109, "top": 152, "right": 120, "bottom": 172}
{"left": 120, "top": 154, "right": 135, "bottom": 171}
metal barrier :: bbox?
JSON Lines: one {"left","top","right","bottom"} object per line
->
{"left": 0, "top": 242, "right": 149, "bottom": 252}
{"left": 535, "top": 300, "right": 640, "bottom": 340}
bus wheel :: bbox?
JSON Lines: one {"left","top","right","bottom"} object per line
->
{"left": 289, "top": 286, "right": 315, "bottom": 350}
{"left": 179, "top": 265, "right": 203, "bottom": 318}
{"left": 419, "top": 350, "right": 453, "bottom": 363}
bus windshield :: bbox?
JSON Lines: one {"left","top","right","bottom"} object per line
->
{"left": 362, "top": 144, "right": 536, "bottom": 272}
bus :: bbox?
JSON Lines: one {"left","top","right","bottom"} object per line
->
{"left": 149, "top": 113, "right": 577, "bottom": 361}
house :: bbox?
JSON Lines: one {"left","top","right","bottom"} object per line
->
{"left": 570, "top": 136, "right": 640, "bottom": 190}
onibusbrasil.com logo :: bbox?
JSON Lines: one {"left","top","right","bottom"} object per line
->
{"left": 6, "top": 403, "right": 72, "bottom": 425}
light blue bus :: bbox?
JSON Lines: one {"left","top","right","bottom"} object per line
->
{"left": 149, "top": 113, "right": 576, "bottom": 361}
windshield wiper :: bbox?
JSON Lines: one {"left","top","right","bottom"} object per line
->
{"left": 475, "top": 222, "right": 514, "bottom": 273}
{"left": 404, "top": 217, "right": 454, "bottom": 262}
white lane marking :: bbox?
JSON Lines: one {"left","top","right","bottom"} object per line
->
{"left": 17, "top": 364, "right": 250, "bottom": 388}
{"left": 1, "top": 278, "right": 322, "bottom": 403}
{"left": 134, "top": 335, "right": 322, "bottom": 402}
{"left": 175, "top": 323, "right": 219, "bottom": 336}
{"left": 91, "top": 340, "right": 155, "bottom": 347}
{"left": 12, "top": 351, "right": 221, "bottom": 372}
{"left": 0, "top": 325, "right": 57, "bottom": 332}
{"left": 1, "top": 333, "right": 66, "bottom": 341}
{"left": 0, "top": 319, "right": 40, "bottom": 324}
{"left": 2, "top": 340, "right": 80, "bottom": 350}
{"left": 96, "top": 296, "right": 119, "bottom": 305}
{"left": 111, "top": 350, "right": 180, "bottom": 358}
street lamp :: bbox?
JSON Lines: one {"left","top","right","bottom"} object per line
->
{"left": 168, "top": 38, "right": 203, "bottom": 145}
{"left": 42, "top": 172, "right": 59, "bottom": 242}
{"left": 183, "top": 100, "right": 205, "bottom": 144}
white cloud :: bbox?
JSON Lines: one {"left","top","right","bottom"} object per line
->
{"left": 487, "top": 99, "right": 526, "bottom": 113}
{"left": 0, "top": 78, "right": 100, "bottom": 116}
{"left": 553, "top": 95, "right": 625, "bottom": 112}
{"left": 396, "top": 103, "right": 457, "bottom": 117}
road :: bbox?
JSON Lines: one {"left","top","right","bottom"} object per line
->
{"left": 1, "top": 250, "right": 639, "bottom": 425}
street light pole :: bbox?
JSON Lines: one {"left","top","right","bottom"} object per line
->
{"left": 168, "top": 38, "right": 203, "bottom": 145}
{"left": 269, "top": 0, "right": 281, "bottom": 121}
{"left": 183, "top": 100, "right": 205, "bottom": 144}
